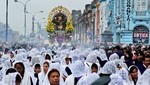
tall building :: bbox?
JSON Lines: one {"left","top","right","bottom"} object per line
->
{"left": 112, "top": 0, "right": 150, "bottom": 44}
{"left": 72, "top": 4, "right": 93, "bottom": 44}
{"left": 72, "top": 10, "right": 82, "bottom": 44}
{"left": 73, "top": 0, "right": 150, "bottom": 44}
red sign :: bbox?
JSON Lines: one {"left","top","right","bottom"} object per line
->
{"left": 133, "top": 32, "right": 149, "bottom": 38}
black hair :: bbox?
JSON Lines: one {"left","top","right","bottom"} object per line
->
{"left": 4, "top": 48, "right": 9, "bottom": 52}
{"left": 45, "top": 54, "right": 51, "bottom": 60}
{"left": 115, "top": 45, "right": 121, "bottom": 50}
{"left": 14, "top": 62, "right": 25, "bottom": 78}
{"left": 65, "top": 67, "right": 72, "bottom": 75}
{"left": 6, "top": 68, "right": 17, "bottom": 75}
{"left": 43, "top": 61, "right": 49, "bottom": 67}
{"left": 27, "top": 56, "right": 32, "bottom": 62}
{"left": 129, "top": 66, "right": 138, "bottom": 74}
{"left": 34, "top": 63, "right": 41, "bottom": 69}
{"left": 48, "top": 69, "right": 60, "bottom": 78}
{"left": 16, "top": 74, "right": 22, "bottom": 83}
{"left": 142, "top": 55, "right": 150, "bottom": 61}
{"left": 91, "top": 63, "right": 98, "bottom": 69}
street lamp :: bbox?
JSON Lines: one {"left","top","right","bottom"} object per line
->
{"left": 26, "top": 11, "right": 43, "bottom": 36}
{"left": 6, "top": 0, "right": 8, "bottom": 42}
{"left": 32, "top": 11, "right": 43, "bottom": 35}
{"left": 36, "top": 18, "right": 45, "bottom": 33}
{"left": 14, "top": 0, "right": 31, "bottom": 38}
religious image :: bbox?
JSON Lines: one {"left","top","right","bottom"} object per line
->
{"left": 52, "top": 13, "right": 67, "bottom": 30}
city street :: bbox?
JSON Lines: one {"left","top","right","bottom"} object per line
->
{"left": 0, "top": 0, "right": 150, "bottom": 85}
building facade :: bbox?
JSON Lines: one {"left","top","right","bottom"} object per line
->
{"left": 72, "top": 0, "right": 150, "bottom": 44}
{"left": 112, "top": 0, "right": 150, "bottom": 44}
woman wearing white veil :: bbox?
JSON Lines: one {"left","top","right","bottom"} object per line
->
{"left": 13, "top": 61, "right": 33, "bottom": 85}
{"left": 91, "top": 61, "right": 118, "bottom": 85}
{"left": 117, "top": 68, "right": 130, "bottom": 85}
{"left": 108, "top": 74, "right": 124, "bottom": 85}
{"left": 31, "top": 63, "right": 41, "bottom": 85}
{"left": 77, "top": 72, "right": 100, "bottom": 85}
{"left": 60, "top": 55, "right": 72, "bottom": 82}
{"left": 85, "top": 52, "right": 100, "bottom": 75}
{"left": 137, "top": 69, "right": 150, "bottom": 85}
{"left": 128, "top": 65, "right": 141, "bottom": 85}
{"left": 2, "top": 72, "right": 22, "bottom": 85}
{"left": 42, "top": 62, "right": 64, "bottom": 85}
{"left": 64, "top": 60, "right": 85, "bottom": 85}
{"left": 38, "top": 60, "right": 51, "bottom": 84}
{"left": 3, "top": 51, "right": 16, "bottom": 70}
{"left": 109, "top": 53, "right": 119, "bottom": 61}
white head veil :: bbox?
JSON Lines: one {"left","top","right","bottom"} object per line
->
{"left": 13, "top": 60, "right": 33, "bottom": 85}
{"left": 78, "top": 53, "right": 86, "bottom": 62}
{"left": 72, "top": 60, "right": 85, "bottom": 77}
{"left": 42, "top": 63, "right": 63, "bottom": 85}
{"left": 109, "top": 74, "right": 124, "bottom": 85}
{"left": 2, "top": 72, "right": 22, "bottom": 85}
{"left": 117, "top": 68, "right": 129, "bottom": 81}
{"left": 31, "top": 56, "right": 40, "bottom": 66}
{"left": 70, "top": 53, "right": 79, "bottom": 64}
{"left": 86, "top": 53, "right": 97, "bottom": 63}
{"left": 101, "top": 61, "right": 117, "bottom": 74}
{"left": 109, "top": 53, "right": 119, "bottom": 61}
{"left": 128, "top": 65, "right": 141, "bottom": 80}
{"left": 137, "top": 69, "right": 150, "bottom": 85}
{"left": 117, "top": 68, "right": 130, "bottom": 85}
{"left": 76, "top": 72, "right": 100, "bottom": 85}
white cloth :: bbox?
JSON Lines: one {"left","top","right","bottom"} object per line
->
{"left": 13, "top": 61, "right": 33, "bottom": 85}
{"left": 31, "top": 63, "right": 41, "bottom": 85}
{"left": 117, "top": 68, "right": 130, "bottom": 85}
{"left": 42, "top": 66, "right": 64, "bottom": 85}
{"left": 2, "top": 53, "right": 10, "bottom": 59}
{"left": 137, "top": 69, "right": 150, "bottom": 85}
{"left": 38, "top": 72, "right": 46, "bottom": 84}
{"left": 108, "top": 74, "right": 124, "bottom": 85}
{"left": 77, "top": 73, "right": 100, "bottom": 85}
{"left": 31, "top": 56, "right": 40, "bottom": 66}
{"left": 109, "top": 53, "right": 119, "bottom": 61}
{"left": 99, "top": 54, "right": 108, "bottom": 61}
{"left": 86, "top": 52, "right": 97, "bottom": 63}
{"left": 64, "top": 60, "right": 85, "bottom": 85}
{"left": 84, "top": 62, "right": 100, "bottom": 75}
{"left": 101, "top": 61, "right": 117, "bottom": 74}
{"left": 2, "top": 72, "right": 22, "bottom": 85}
{"left": 64, "top": 75, "right": 74, "bottom": 85}
{"left": 38, "top": 60, "right": 51, "bottom": 84}
{"left": 72, "top": 60, "right": 85, "bottom": 77}
{"left": 128, "top": 65, "right": 141, "bottom": 85}
{"left": 3, "top": 58, "right": 15, "bottom": 69}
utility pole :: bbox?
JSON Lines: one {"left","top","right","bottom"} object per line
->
{"left": 6, "top": 0, "right": 8, "bottom": 42}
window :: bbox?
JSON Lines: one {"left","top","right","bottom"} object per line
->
{"left": 136, "top": 11, "right": 146, "bottom": 16}
{"left": 132, "top": 0, "right": 134, "bottom": 11}
{"left": 136, "top": 0, "right": 146, "bottom": 11}
{"left": 148, "top": 0, "right": 150, "bottom": 11}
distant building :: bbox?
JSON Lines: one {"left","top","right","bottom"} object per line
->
{"left": 111, "top": 0, "right": 150, "bottom": 44}
{"left": 0, "top": 22, "right": 20, "bottom": 43}
{"left": 73, "top": 0, "right": 150, "bottom": 44}
{"left": 72, "top": 10, "right": 81, "bottom": 44}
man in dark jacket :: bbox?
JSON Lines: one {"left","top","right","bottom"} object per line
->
{"left": 138, "top": 56, "right": 150, "bottom": 74}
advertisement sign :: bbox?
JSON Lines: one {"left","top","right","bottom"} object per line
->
{"left": 133, "top": 25, "right": 149, "bottom": 43}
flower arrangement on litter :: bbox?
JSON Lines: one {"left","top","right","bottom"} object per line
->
{"left": 46, "top": 19, "right": 55, "bottom": 33}
{"left": 65, "top": 19, "right": 74, "bottom": 33}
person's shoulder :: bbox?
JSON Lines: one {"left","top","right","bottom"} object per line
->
{"left": 91, "top": 74, "right": 111, "bottom": 85}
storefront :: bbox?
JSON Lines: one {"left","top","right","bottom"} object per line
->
{"left": 133, "top": 25, "right": 149, "bottom": 44}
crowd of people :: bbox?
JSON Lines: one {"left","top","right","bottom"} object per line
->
{"left": 0, "top": 43, "right": 150, "bottom": 85}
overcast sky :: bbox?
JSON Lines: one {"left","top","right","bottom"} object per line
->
{"left": 0, "top": 0, "right": 93, "bottom": 35}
